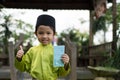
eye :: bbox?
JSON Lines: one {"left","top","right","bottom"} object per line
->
{"left": 38, "top": 32, "right": 43, "bottom": 34}
{"left": 47, "top": 32, "right": 51, "bottom": 34}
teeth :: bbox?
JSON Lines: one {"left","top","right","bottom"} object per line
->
{"left": 42, "top": 40, "right": 47, "bottom": 42}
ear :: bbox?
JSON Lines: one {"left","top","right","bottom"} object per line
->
{"left": 54, "top": 32, "right": 57, "bottom": 36}
{"left": 53, "top": 33, "right": 55, "bottom": 36}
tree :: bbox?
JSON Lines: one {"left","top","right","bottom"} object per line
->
{"left": 0, "top": 11, "right": 12, "bottom": 55}
{"left": 92, "top": 2, "right": 120, "bottom": 44}
{"left": 105, "top": 3, "right": 120, "bottom": 44}
{"left": 102, "top": 3, "right": 120, "bottom": 69}
{"left": 0, "top": 9, "right": 34, "bottom": 55}
{"left": 57, "top": 28, "right": 89, "bottom": 56}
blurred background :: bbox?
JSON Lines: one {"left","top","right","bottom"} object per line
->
{"left": 0, "top": 0, "right": 120, "bottom": 80}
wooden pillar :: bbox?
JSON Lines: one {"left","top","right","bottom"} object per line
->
{"left": 89, "top": 0, "right": 107, "bottom": 66}
{"left": 112, "top": 0, "right": 117, "bottom": 53}
{"left": 65, "top": 36, "right": 77, "bottom": 80}
{"left": 8, "top": 42, "right": 17, "bottom": 80}
{"left": 89, "top": 10, "right": 94, "bottom": 66}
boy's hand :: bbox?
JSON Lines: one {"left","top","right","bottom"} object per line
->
{"left": 61, "top": 54, "right": 69, "bottom": 64}
{"left": 16, "top": 45, "right": 24, "bottom": 59}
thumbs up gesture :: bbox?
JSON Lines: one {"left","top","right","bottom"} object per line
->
{"left": 16, "top": 45, "right": 24, "bottom": 60}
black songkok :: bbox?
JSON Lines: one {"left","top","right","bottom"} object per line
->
{"left": 35, "top": 14, "right": 55, "bottom": 33}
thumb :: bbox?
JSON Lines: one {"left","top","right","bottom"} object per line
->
{"left": 19, "top": 45, "right": 23, "bottom": 51}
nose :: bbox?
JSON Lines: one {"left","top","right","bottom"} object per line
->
{"left": 43, "top": 34, "right": 47, "bottom": 38}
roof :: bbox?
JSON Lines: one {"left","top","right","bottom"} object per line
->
{"left": 0, "top": 0, "right": 94, "bottom": 10}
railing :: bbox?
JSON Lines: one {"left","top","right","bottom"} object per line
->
{"left": 78, "top": 42, "right": 112, "bottom": 67}
{"left": 89, "top": 42, "right": 112, "bottom": 57}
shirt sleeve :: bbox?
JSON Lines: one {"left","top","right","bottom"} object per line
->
{"left": 57, "top": 63, "right": 70, "bottom": 77}
{"left": 14, "top": 48, "right": 32, "bottom": 72}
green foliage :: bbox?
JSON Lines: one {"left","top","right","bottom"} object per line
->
{"left": 93, "top": 3, "right": 120, "bottom": 44}
{"left": 105, "top": 3, "right": 120, "bottom": 39}
{"left": 0, "top": 9, "right": 34, "bottom": 54}
{"left": 103, "top": 47, "right": 120, "bottom": 69}
{"left": 12, "top": 19, "right": 34, "bottom": 44}
{"left": 116, "top": 3, "right": 120, "bottom": 40}
{"left": 0, "top": 14, "right": 12, "bottom": 54}
{"left": 58, "top": 28, "right": 89, "bottom": 55}
{"left": 108, "top": 4, "right": 120, "bottom": 24}
{"left": 93, "top": 16, "right": 106, "bottom": 34}
{"left": 102, "top": 3, "right": 120, "bottom": 69}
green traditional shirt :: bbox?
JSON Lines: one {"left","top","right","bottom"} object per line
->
{"left": 15, "top": 43, "right": 70, "bottom": 80}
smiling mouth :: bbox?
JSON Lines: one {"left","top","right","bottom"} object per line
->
{"left": 42, "top": 40, "right": 48, "bottom": 43}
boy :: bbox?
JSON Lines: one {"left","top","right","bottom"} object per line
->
{"left": 15, "top": 14, "right": 70, "bottom": 80}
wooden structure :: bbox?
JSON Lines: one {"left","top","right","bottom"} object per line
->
{"left": 0, "top": 45, "right": 8, "bottom": 66}
{"left": 0, "top": 0, "right": 95, "bottom": 10}
{"left": 8, "top": 33, "right": 24, "bottom": 80}
{"left": 65, "top": 36, "right": 77, "bottom": 80}
{"left": 112, "top": 0, "right": 117, "bottom": 52}
{"left": 0, "top": 33, "right": 34, "bottom": 80}
{"left": 78, "top": 42, "right": 112, "bottom": 67}
{"left": 89, "top": 0, "right": 117, "bottom": 66}
{"left": 8, "top": 42, "right": 17, "bottom": 80}
{"left": 0, "top": 0, "right": 117, "bottom": 80}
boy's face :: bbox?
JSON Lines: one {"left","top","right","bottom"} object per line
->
{"left": 35, "top": 25, "right": 54, "bottom": 45}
